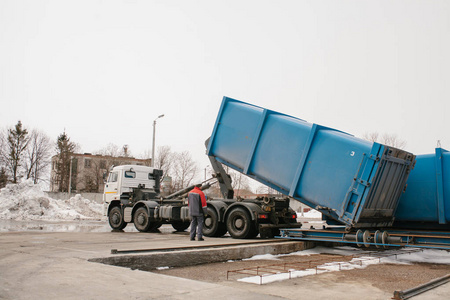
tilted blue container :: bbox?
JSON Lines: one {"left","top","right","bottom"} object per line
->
{"left": 207, "top": 97, "right": 415, "bottom": 228}
{"left": 395, "top": 148, "right": 450, "bottom": 229}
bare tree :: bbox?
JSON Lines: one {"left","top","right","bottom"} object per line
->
{"left": 362, "top": 132, "right": 379, "bottom": 143}
{"left": 154, "top": 145, "right": 174, "bottom": 173}
{"left": 171, "top": 151, "right": 198, "bottom": 191}
{"left": 228, "top": 169, "right": 251, "bottom": 196}
{"left": 95, "top": 145, "right": 122, "bottom": 171}
{"left": 362, "top": 132, "right": 407, "bottom": 149}
{"left": 0, "top": 125, "right": 51, "bottom": 185}
{"left": 140, "top": 147, "right": 200, "bottom": 193}
{"left": 96, "top": 143, "right": 121, "bottom": 157}
{"left": 23, "top": 130, "right": 52, "bottom": 184}
{"left": 381, "top": 133, "right": 407, "bottom": 149}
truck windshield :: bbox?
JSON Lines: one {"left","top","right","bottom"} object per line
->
{"left": 108, "top": 172, "right": 118, "bottom": 182}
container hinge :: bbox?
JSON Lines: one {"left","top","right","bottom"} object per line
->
{"left": 368, "top": 154, "right": 380, "bottom": 162}
{"left": 356, "top": 179, "right": 370, "bottom": 187}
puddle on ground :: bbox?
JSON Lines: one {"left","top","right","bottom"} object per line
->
{"left": 0, "top": 219, "right": 113, "bottom": 232}
{"left": 0, "top": 220, "right": 186, "bottom": 233}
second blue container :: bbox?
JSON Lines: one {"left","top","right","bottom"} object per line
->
{"left": 395, "top": 148, "right": 450, "bottom": 229}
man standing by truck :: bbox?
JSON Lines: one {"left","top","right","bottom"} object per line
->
{"left": 188, "top": 184, "right": 207, "bottom": 241}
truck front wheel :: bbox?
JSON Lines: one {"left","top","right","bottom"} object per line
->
{"left": 226, "top": 208, "right": 255, "bottom": 239}
{"left": 109, "top": 206, "right": 127, "bottom": 230}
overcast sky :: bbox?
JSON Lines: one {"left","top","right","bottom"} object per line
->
{"left": 1, "top": 0, "right": 449, "bottom": 175}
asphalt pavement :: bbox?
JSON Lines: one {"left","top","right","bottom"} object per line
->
{"left": 0, "top": 223, "right": 449, "bottom": 300}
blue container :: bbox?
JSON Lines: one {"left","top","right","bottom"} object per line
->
{"left": 207, "top": 97, "right": 415, "bottom": 228}
{"left": 395, "top": 148, "right": 450, "bottom": 229}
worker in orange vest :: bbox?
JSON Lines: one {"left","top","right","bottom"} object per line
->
{"left": 188, "top": 184, "right": 207, "bottom": 241}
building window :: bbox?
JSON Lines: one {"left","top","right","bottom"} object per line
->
{"left": 85, "top": 159, "right": 91, "bottom": 168}
{"left": 100, "top": 160, "right": 106, "bottom": 169}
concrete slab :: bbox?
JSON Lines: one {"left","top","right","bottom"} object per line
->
{"left": 0, "top": 227, "right": 300, "bottom": 300}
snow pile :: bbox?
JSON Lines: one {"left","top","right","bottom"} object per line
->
{"left": 0, "top": 180, "right": 104, "bottom": 221}
{"left": 243, "top": 254, "right": 281, "bottom": 261}
{"left": 381, "top": 248, "right": 450, "bottom": 265}
{"left": 297, "top": 209, "right": 322, "bottom": 219}
{"left": 289, "top": 245, "right": 365, "bottom": 256}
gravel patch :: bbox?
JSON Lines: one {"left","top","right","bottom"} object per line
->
{"left": 153, "top": 252, "right": 450, "bottom": 293}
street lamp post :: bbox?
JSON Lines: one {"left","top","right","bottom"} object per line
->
{"left": 68, "top": 156, "right": 73, "bottom": 195}
{"left": 204, "top": 165, "right": 210, "bottom": 181}
{"left": 152, "top": 114, "right": 165, "bottom": 167}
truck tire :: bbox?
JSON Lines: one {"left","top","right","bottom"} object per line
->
{"left": 203, "top": 207, "right": 227, "bottom": 237}
{"left": 171, "top": 221, "right": 190, "bottom": 232}
{"left": 133, "top": 207, "right": 152, "bottom": 232}
{"left": 108, "top": 206, "right": 127, "bottom": 230}
{"left": 226, "top": 207, "right": 255, "bottom": 239}
{"left": 215, "top": 222, "right": 228, "bottom": 237}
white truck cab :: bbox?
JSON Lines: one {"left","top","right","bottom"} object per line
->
{"left": 103, "top": 165, "right": 159, "bottom": 205}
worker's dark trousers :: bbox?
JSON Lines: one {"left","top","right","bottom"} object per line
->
{"left": 190, "top": 215, "right": 204, "bottom": 240}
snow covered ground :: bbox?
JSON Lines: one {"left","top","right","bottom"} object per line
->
{"left": 238, "top": 246, "right": 450, "bottom": 285}
{"left": 0, "top": 180, "right": 104, "bottom": 221}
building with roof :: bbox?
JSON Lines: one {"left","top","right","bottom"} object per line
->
{"left": 49, "top": 153, "right": 151, "bottom": 193}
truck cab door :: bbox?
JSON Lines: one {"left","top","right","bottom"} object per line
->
{"left": 104, "top": 171, "right": 119, "bottom": 203}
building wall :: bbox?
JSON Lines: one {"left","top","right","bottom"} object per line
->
{"left": 50, "top": 153, "right": 151, "bottom": 193}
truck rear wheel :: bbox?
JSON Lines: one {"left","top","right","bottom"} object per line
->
{"left": 108, "top": 206, "right": 127, "bottom": 230}
{"left": 134, "top": 207, "right": 152, "bottom": 232}
{"left": 215, "top": 223, "right": 228, "bottom": 237}
{"left": 226, "top": 207, "right": 255, "bottom": 239}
